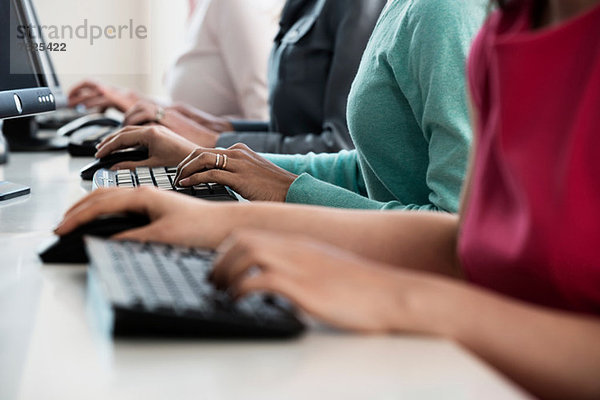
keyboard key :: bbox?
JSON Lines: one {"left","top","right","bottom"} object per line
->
{"left": 85, "top": 238, "right": 305, "bottom": 338}
{"left": 109, "top": 167, "right": 237, "bottom": 201}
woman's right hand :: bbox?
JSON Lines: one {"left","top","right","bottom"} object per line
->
{"left": 94, "top": 125, "right": 197, "bottom": 169}
{"left": 68, "top": 80, "right": 141, "bottom": 112}
{"left": 55, "top": 187, "right": 238, "bottom": 249}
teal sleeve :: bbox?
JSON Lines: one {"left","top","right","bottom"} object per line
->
{"left": 286, "top": 173, "right": 432, "bottom": 210}
{"left": 390, "top": 0, "right": 485, "bottom": 213}
{"left": 263, "top": 150, "right": 367, "bottom": 195}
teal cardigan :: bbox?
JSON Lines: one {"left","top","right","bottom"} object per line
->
{"left": 265, "top": 0, "right": 486, "bottom": 212}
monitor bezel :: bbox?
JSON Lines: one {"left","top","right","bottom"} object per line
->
{"left": 0, "top": 0, "right": 57, "bottom": 119}
{"left": 22, "top": 0, "right": 66, "bottom": 107}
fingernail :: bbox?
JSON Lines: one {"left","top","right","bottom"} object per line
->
{"left": 179, "top": 178, "right": 190, "bottom": 186}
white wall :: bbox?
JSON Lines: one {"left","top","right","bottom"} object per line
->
{"left": 33, "top": 0, "right": 187, "bottom": 98}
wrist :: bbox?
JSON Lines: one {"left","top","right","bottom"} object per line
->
{"left": 204, "top": 131, "right": 219, "bottom": 148}
{"left": 204, "top": 202, "right": 255, "bottom": 248}
{"left": 393, "top": 274, "right": 469, "bottom": 339}
{"left": 275, "top": 172, "right": 297, "bottom": 202}
{"left": 209, "top": 119, "right": 233, "bottom": 133}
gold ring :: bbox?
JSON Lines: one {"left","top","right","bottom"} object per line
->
{"left": 221, "top": 154, "right": 228, "bottom": 170}
{"left": 215, "top": 153, "right": 221, "bottom": 169}
{"left": 155, "top": 107, "right": 165, "bottom": 122}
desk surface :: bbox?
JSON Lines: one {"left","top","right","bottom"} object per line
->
{"left": 0, "top": 152, "right": 531, "bottom": 400}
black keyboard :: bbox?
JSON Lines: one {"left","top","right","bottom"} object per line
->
{"left": 85, "top": 237, "right": 305, "bottom": 338}
{"left": 93, "top": 166, "right": 238, "bottom": 201}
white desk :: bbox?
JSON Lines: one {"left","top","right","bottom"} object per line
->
{"left": 0, "top": 152, "right": 531, "bottom": 400}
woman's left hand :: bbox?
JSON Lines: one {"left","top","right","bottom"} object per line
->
{"left": 212, "top": 229, "right": 435, "bottom": 333}
{"left": 123, "top": 100, "right": 220, "bottom": 147}
{"left": 174, "top": 143, "right": 298, "bottom": 202}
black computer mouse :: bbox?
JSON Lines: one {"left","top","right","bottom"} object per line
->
{"left": 39, "top": 213, "right": 151, "bottom": 264}
{"left": 80, "top": 147, "right": 149, "bottom": 180}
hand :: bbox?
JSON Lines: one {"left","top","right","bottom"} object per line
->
{"left": 124, "top": 101, "right": 220, "bottom": 147}
{"left": 171, "top": 102, "right": 234, "bottom": 133}
{"left": 175, "top": 143, "right": 297, "bottom": 202}
{"left": 95, "top": 125, "right": 197, "bottom": 169}
{"left": 212, "top": 229, "right": 435, "bottom": 333}
{"left": 55, "top": 187, "right": 238, "bottom": 249}
{"left": 68, "top": 79, "right": 141, "bottom": 112}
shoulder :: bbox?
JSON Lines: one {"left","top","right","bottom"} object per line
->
{"left": 403, "top": 0, "right": 488, "bottom": 31}
{"left": 467, "top": 10, "right": 502, "bottom": 110}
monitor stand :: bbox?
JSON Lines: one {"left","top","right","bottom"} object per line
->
{"left": 0, "top": 128, "right": 7, "bottom": 165}
{"left": 2, "top": 117, "right": 68, "bottom": 152}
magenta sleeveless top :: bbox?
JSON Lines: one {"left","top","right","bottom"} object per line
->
{"left": 459, "top": 1, "right": 600, "bottom": 313}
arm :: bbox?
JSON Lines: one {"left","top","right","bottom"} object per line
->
{"left": 268, "top": 151, "right": 448, "bottom": 210}
{"left": 216, "top": 0, "right": 385, "bottom": 154}
{"left": 56, "top": 187, "right": 460, "bottom": 276}
{"left": 215, "top": 0, "right": 275, "bottom": 120}
{"left": 264, "top": 151, "right": 366, "bottom": 195}
{"left": 387, "top": 0, "right": 484, "bottom": 214}
{"left": 212, "top": 228, "right": 600, "bottom": 400}
{"left": 421, "top": 278, "right": 600, "bottom": 400}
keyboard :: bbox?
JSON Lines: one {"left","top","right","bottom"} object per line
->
{"left": 85, "top": 237, "right": 305, "bottom": 338}
{"left": 93, "top": 166, "right": 238, "bottom": 201}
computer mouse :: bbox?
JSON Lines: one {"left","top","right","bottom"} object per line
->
{"left": 80, "top": 147, "right": 149, "bottom": 180}
{"left": 57, "top": 114, "right": 121, "bottom": 137}
{"left": 39, "top": 213, "right": 151, "bottom": 264}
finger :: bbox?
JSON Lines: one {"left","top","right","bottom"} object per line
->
{"left": 123, "top": 104, "right": 156, "bottom": 126}
{"left": 112, "top": 224, "right": 164, "bottom": 243}
{"left": 68, "top": 90, "right": 100, "bottom": 107}
{"left": 61, "top": 188, "right": 137, "bottom": 220}
{"left": 62, "top": 187, "right": 121, "bottom": 218}
{"left": 94, "top": 130, "right": 149, "bottom": 158}
{"left": 175, "top": 152, "right": 220, "bottom": 183}
{"left": 68, "top": 81, "right": 99, "bottom": 99}
{"left": 176, "top": 148, "right": 206, "bottom": 175}
{"left": 56, "top": 188, "right": 152, "bottom": 235}
{"left": 231, "top": 273, "right": 303, "bottom": 306}
{"left": 213, "top": 230, "right": 305, "bottom": 287}
{"left": 178, "top": 169, "right": 236, "bottom": 188}
{"left": 79, "top": 96, "right": 112, "bottom": 111}
{"left": 122, "top": 104, "right": 145, "bottom": 122}
{"left": 212, "top": 235, "right": 264, "bottom": 288}
{"left": 123, "top": 110, "right": 155, "bottom": 126}
{"left": 96, "top": 125, "right": 139, "bottom": 149}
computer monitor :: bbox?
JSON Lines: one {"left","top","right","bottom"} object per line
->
{"left": 0, "top": 0, "right": 69, "bottom": 151}
{"left": 26, "top": 0, "right": 68, "bottom": 109}
{"left": 0, "top": 0, "right": 56, "bottom": 119}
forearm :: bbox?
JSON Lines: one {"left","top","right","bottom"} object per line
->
{"left": 416, "top": 280, "right": 600, "bottom": 400}
{"left": 265, "top": 151, "right": 366, "bottom": 194}
{"left": 210, "top": 202, "right": 460, "bottom": 277}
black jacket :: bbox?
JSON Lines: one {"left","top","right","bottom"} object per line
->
{"left": 216, "top": 0, "right": 386, "bottom": 154}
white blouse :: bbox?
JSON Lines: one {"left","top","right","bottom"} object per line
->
{"left": 164, "top": 0, "right": 282, "bottom": 119}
